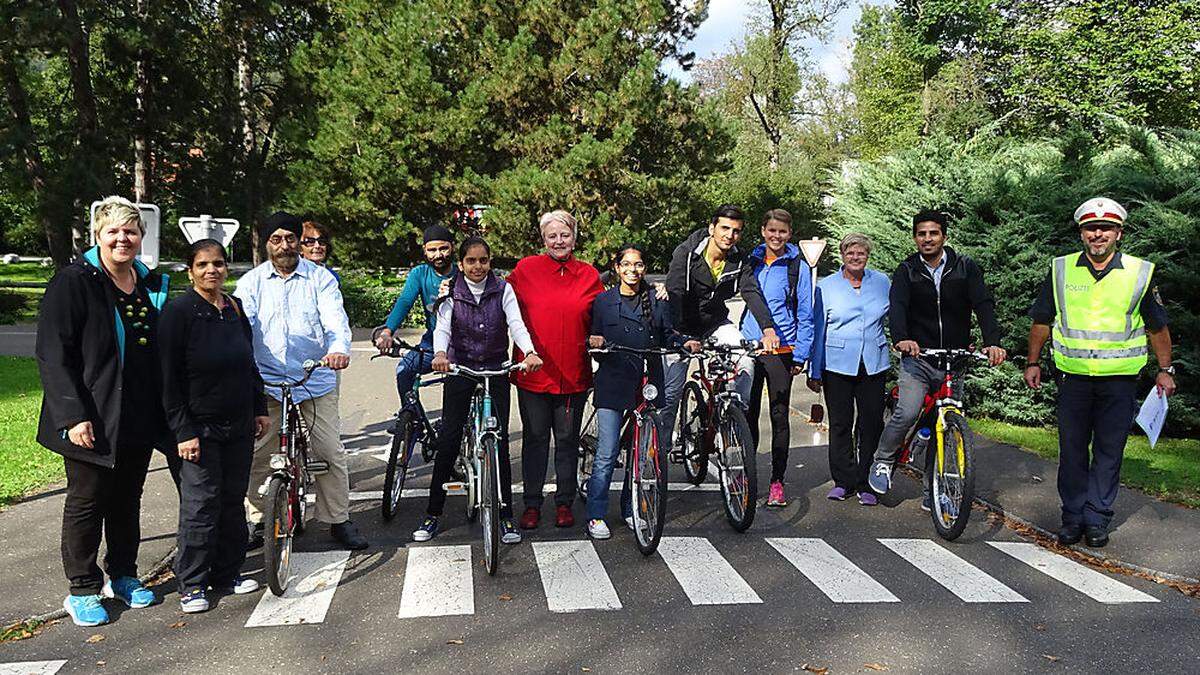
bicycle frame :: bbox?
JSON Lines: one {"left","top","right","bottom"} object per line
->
{"left": 893, "top": 351, "right": 976, "bottom": 468}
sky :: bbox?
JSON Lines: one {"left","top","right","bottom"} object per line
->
{"left": 661, "top": 0, "right": 888, "bottom": 85}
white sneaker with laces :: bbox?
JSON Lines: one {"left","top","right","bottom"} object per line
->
{"left": 587, "top": 519, "right": 611, "bottom": 540}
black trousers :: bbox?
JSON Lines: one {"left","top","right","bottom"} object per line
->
{"left": 175, "top": 433, "right": 253, "bottom": 593}
{"left": 748, "top": 353, "right": 796, "bottom": 483}
{"left": 61, "top": 445, "right": 154, "bottom": 596}
{"left": 1056, "top": 373, "right": 1137, "bottom": 530}
{"left": 518, "top": 389, "right": 587, "bottom": 508}
{"left": 428, "top": 374, "right": 514, "bottom": 519}
{"left": 823, "top": 364, "right": 887, "bottom": 492}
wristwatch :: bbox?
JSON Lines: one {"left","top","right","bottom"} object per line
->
{"left": 1159, "top": 365, "right": 1176, "bottom": 376}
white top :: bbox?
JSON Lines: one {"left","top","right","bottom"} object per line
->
{"left": 432, "top": 277, "right": 535, "bottom": 356}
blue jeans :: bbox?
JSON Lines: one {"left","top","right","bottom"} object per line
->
{"left": 586, "top": 408, "right": 632, "bottom": 521}
{"left": 395, "top": 334, "right": 435, "bottom": 400}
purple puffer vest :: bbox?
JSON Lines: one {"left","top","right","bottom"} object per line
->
{"left": 447, "top": 272, "right": 509, "bottom": 369}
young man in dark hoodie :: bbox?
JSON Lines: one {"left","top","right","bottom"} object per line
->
{"left": 660, "top": 204, "right": 754, "bottom": 447}
{"left": 868, "top": 210, "right": 1007, "bottom": 502}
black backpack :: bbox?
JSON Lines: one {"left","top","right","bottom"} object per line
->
{"left": 783, "top": 255, "right": 804, "bottom": 317}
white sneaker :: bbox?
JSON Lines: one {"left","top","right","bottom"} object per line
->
{"left": 624, "top": 516, "right": 634, "bottom": 530}
{"left": 213, "top": 577, "right": 260, "bottom": 595}
{"left": 587, "top": 519, "right": 611, "bottom": 540}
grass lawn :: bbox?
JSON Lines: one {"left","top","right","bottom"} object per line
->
{"left": 0, "top": 356, "right": 62, "bottom": 507}
{"left": 973, "top": 417, "right": 1200, "bottom": 508}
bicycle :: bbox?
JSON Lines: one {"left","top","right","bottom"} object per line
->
{"left": 260, "top": 359, "right": 327, "bottom": 596}
{"left": 442, "top": 362, "right": 524, "bottom": 576}
{"left": 369, "top": 331, "right": 444, "bottom": 522}
{"left": 673, "top": 338, "right": 760, "bottom": 532}
{"left": 884, "top": 348, "right": 986, "bottom": 541}
{"left": 578, "top": 344, "right": 676, "bottom": 555}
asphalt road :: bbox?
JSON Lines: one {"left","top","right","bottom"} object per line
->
{"left": 2, "top": 336, "right": 1198, "bottom": 674}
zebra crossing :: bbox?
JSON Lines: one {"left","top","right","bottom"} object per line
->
{"left": 235, "top": 536, "right": 1157, "bottom": 627}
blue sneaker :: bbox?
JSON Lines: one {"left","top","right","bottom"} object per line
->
{"left": 500, "top": 519, "right": 522, "bottom": 545}
{"left": 63, "top": 594, "right": 109, "bottom": 627}
{"left": 180, "top": 589, "right": 210, "bottom": 614}
{"left": 102, "top": 576, "right": 156, "bottom": 608}
{"left": 412, "top": 516, "right": 439, "bottom": 542}
{"left": 868, "top": 461, "right": 892, "bottom": 494}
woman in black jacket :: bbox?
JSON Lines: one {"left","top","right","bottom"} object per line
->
{"left": 35, "top": 196, "right": 172, "bottom": 627}
{"left": 159, "top": 239, "right": 270, "bottom": 613}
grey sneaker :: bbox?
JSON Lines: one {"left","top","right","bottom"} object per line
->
{"left": 587, "top": 519, "right": 611, "bottom": 540}
{"left": 868, "top": 461, "right": 892, "bottom": 494}
{"left": 500, "top": 519, "right": 522, "bottom": 545}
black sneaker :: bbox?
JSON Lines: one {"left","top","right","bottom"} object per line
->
{"left": 1084, "top": 526, "right": 1109, "bottom": 548}
{"left": 920, "top": 491, "right": 932, "bottom": 512}
{"left": 1058, "top": 524, "right": 1084, "bottom": 546}
{"left": 331, "top": 520, "right": 368, "bottom": 550}
{"left": 413, "top": 516, "right": 439, "bottom": 542}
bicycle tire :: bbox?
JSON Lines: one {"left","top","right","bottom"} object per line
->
{"left": 481, "top": 437, "right": 500, "bottom": 576}
{"left": 631, "top": 413, "right": 668, "bottom": 556}
{"left": 718, "top": 405, "right": 757, "bottom": 532}
{"left": 382, "top": 409, "right": 419, "bottom": 522}
{"left": 263, "top": 475, "right": 293, "bottom": 596}
{"left": 577, "top": 404, "right": 598, "bottom": 503}
{"left": 289, "top": 413, "right": 308, "bottom": 536}
{"left": 679, "top": 381, "right": 709, "bottom": 485}
{"left": 930, "top": 410, "right": 975, "bottom": 541}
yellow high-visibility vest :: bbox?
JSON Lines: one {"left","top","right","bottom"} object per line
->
{"left": 1051, "top": 252, "right": 1153, "bottom": 376}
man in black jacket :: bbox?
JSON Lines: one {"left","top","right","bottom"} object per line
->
{"left": 661, "top": 204, "right": 753, "bottom": 447}
{"left": 868, "top": 210, "right": 1007, "bottom": 499}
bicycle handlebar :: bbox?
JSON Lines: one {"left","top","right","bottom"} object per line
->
{"left": 588, "top": 344, "right": 689, "bottom": 357}
{"left": 449, "top": 362, "right": 526, "bottom": 378}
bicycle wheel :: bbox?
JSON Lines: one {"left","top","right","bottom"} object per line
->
{"left": 631, "top": 413, "right": 668, "bottom": 556}
{"left": 263, "top": 475, "right": 293, "bottom": 596}
{"left": 577, "top": 408, "right": 598, "bottom": 504}
{"left": 382, "top": 409, "right": 419, "bottom": 522}
{"left": 678, "top": 381, "right": 709, "bottom": 485}
{"left": 717, "top": 405, "right": 757, "bottom": 532}
{"left": 289, "top": 414, "right": 308, "bottom": 536}
{"left": 480, "top": 437, "right": 501, "bottom": 576}
{"left": 930, "top": 410, "right": 976, "bottom": 541}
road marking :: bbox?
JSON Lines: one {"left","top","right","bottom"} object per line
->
{"left": 0, "top": 662, "right": 67, "bottom": 675}
{"left": 988, "top": 542, "right": 1159, "bottom": 604}
{"left": 347, "top": 482, "right": 720, "bottom": 502}
{"left": 398, "top": 545, "right": 474, "bottom": 618}
{"left": 532, "top": 540, "right": 622, "bottom": 613}
{"left": 880, "top": 538, "right": 1028, "bottom": 603}
{"left": 766, "top": 538, "right": 900, "bottom": 603}
{"left": 657, "top": 537, "right": 762, "bottom": 605}
{"left": 244, "top": 551, "right": 351, "bottom": 627}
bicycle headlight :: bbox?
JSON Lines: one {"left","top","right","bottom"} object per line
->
{"left": 269, "top": 454, "right": 288, "bottom": 470}
{"left": 642, "top": 383, "right": 659, "bottom": 401}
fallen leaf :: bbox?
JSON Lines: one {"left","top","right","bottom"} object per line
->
{"left": 802, "top": 665, "right": 829, "bottom": 674}
{"left": 864, "top": 664, "right": 889, "bottom": 671}
{"left": 95, "top": 661, "right": 106, "bottom": 667}
{"left": 1031, "top": 475, "right": 1043, "bottom": 483}
{"left": 169, "top": 621, "right": 186, "bottom": 629}
{"left": 1034, "top": 623, "right": 1047, "bottom": 631}
{"left": 1042, "top": 654, "right": 1060, "bottom": 663}
{"left": 321, "top": 655, "right": 327, "bottom": 661}
{"left": 582, "top": 669, "right": 592, "bottom": 673}
{"left": 85, "top": 634, "right": 106, "bottom": 643}
{"left": 447, "top": 639, "right": 464, "bottom": 645}
{"left": 499, "top": 593, "right": 513, "bottom": 601}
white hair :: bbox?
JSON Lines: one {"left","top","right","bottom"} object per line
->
{"left": 538, "top": 210, "right": 578, "bottom": 237}
{"left": 839, "top": 232, "right": 874, "bottom": 255}
{"left": 92, "top": 196, "right": 144, "bottom": 236}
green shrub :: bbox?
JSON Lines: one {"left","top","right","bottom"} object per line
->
{"left": 0, "top": 291, "right": 28, "bottom": 324}
{"left": 965, "top": 362, "right": 1058, "bottom": 426}
{"left": 339, "top": 270, "right": 425, "bottom": 329}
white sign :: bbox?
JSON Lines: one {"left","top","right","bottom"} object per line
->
{"left": 89, "top": 201, "right": 160, "bottom": 269}
{"left": 1135, "top": 388, "right": 1169, "bottom": 448}
{"left": 798, "top": 237, "right": 827, "bottom": 268}
{"left": 179, "top": 215, "right": 240, "bottom": 248}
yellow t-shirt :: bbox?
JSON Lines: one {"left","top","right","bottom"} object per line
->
{"left": 706, "top": 250, "right": 725, "bottom": 283}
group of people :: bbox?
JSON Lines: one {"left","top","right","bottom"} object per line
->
{"left": 35, "top": 193, "right": 1176, "bottom": 629}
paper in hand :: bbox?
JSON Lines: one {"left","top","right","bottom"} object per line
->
{"left": 1135, "top": 388, "right": 1168, "bottom": 448}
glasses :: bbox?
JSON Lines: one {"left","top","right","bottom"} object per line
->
{"left": 268, "top": 234, "right": 298, "bottom": 245}
{"left": 301, "top": 236, "right": 329, "bottom": 246}
{"left": 617, "top": 261, "right": 646, "bottom": 270}
{"left": 1081, "top": 223, "right": 1118, "bottom": 233}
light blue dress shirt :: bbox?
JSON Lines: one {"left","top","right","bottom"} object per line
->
{"left": 234, "top": 258, "right": 352, "bottom": 402}
{"left": 924, "top": 254, "right": 946, "bottom": 290}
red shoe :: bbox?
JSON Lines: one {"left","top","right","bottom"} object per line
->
{"left": 555, "top": 504, "right": 575, "bottom": 528}
{"left": 519, "top": 507, "right": 540, "bottom": 530}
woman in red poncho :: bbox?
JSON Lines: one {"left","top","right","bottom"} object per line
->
{"left": 508, "top": 210, "right": 603, "bottom": 531}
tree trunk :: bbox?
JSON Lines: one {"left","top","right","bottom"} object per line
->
{"left": 57, "top": 0, "right": 109, "bottom": 245}
{"left": 236, "top": 14, "right": 261, "bottom": 264}
{"left": 0, "top": 51, "right": 73, "bottom": 266}
{"left": 133, "top": 0, "right": 152, "bottom": 202}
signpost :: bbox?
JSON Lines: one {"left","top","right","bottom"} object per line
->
{"left": 89, "top": 201, "right": 161, "bottom": 269}
{"left": 178, "top": 215, "right": 240, "bottom": 259}
{"left": 797, "top": 236, "right": 828, "bottom": 423}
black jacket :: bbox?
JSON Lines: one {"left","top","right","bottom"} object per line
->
{"left": 889, "top": 246, "right": 1003, "bottom": 350}
{"left": 665, "top": 228, "right": 747, "bottom": 339}
{"left": 158, "top": 289, "right": 268, "bottom": 444}
{"left": 589, "top": 287, "right": 684, "bottom": 410}
{"left": 36, "top": 248, "right": 172, "bottom": 467}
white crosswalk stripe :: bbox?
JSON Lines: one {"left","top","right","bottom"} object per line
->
{"left": 532, "top": 540, "right": 623, "bottom": 613}
{"left": 880, "top": 538, "right": 1028, "bottom": 603}
{"left": 0, "top": 662, "right": 67, "bottom": 675}
{"left": 657, "top": 537, "right": 762, "bottom": 605}
{"left": 988, "top": 542, "right": 1159, "bottom": 604}
{"left": 766, "top": 537, "right": 900, "bottom": 603}
{"left": 245, "top": 551, "right": 351, "bottom": 627}
{"left": 398, "top": 545, "right": 475, "bottom": 618}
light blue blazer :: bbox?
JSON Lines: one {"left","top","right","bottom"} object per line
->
{"left": 810, "top": 268, "right": 891, "bottom": 379}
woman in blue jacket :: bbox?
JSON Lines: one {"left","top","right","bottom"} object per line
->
{"left": 806, "top": 233, "right": 891, "bottom": 506}
{"left": 739, "top": 209, "right": 814, "bottom": 508}
{"left": 585, "top": 244, "right": 699, "bottom": 540}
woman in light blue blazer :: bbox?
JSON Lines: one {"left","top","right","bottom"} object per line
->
{"left": 807, "top": 233, "right": 891, "bottom": 505}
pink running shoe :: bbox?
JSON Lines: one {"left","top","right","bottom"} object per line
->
{"left": 767, "top": 480, "right": 788, "bottom": 507}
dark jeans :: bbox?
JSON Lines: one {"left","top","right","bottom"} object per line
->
{"left": 1056, "top": 373, "right": 1138, "bottom": 530}
{"left": 823, "top": 364, "right": 887, "bottom": 492}
{"left": 427, "top": 374, "right": 514, "bottom": 519}
{"left": 875, "top": 356, "right": 954, "bottom": 465}
{"left": 748, "top": 353, "right": 795, "bottom": 483}
{"left": 61, "top": 446, "right": 154, "bottom": 596}
{"left": 518, "top": 389, "right": 587, "bottom": 508}
{"left": 175, "top": 432, "right": 253, "bottom": 593}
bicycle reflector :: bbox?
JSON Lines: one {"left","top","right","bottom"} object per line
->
{"left": 642, "top": 383, "right": 659, "bottom": 402}
{"left": 269, "top": 454, "right": 288, "bottom": 470}
{"left": 485, "top": 415, "right": 500, "bottom": 431}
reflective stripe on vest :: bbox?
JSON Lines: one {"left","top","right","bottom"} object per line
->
{"left": 1050, "top": 253, "right": 1152, "bottom": 376}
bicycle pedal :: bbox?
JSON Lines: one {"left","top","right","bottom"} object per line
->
{"left": 306, "top": 460, "right": 330, "bottom": 475}
{"left": 442, "top": 482, "right": 466, "bottom": 491}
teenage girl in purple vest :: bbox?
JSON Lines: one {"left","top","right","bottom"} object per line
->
{"left": 412, "top": 237, "right": 543, "bottom": 543}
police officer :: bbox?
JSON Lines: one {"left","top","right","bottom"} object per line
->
{"left": 1024, "top": 197, "right": 1176, "bottom": 548}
